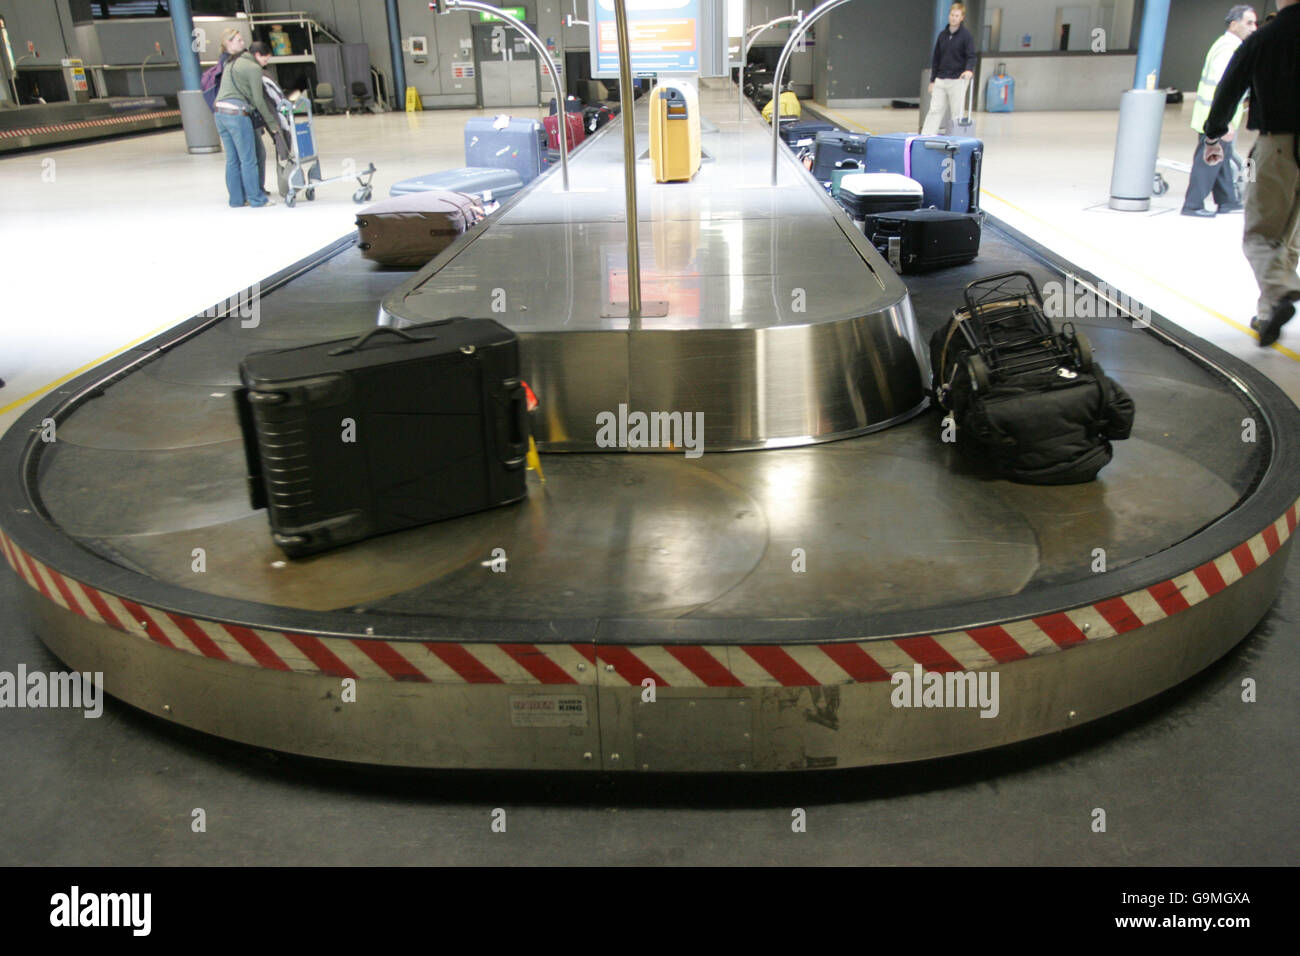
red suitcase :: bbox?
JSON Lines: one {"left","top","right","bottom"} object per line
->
{"left": 543, "top": 112, "right": 584, "bottom": 151}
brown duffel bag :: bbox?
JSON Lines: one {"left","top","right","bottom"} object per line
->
{"left": 355, "top": 190, "right": 485, "bottom": 268}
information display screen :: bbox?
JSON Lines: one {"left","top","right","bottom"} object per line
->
{"left": 588, "top": 0, "right": 702, "bottom": 77}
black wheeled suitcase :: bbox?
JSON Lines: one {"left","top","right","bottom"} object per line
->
{"left": 780, "top": 119, "right": 834, "bottom": 149}
{"left": 863, "top": 208, "right": 981, "bottom": 273}
{"left": 583, "top": 105, "right": 614, "bottom": 132}
{"left": 811, "top": 130, "right": 870, "bottom": 184}
{"left": 235, "top": 320, "right": 530, "bottom": 557}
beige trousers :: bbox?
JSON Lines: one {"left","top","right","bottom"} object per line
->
{"left": 1243, "top": 133, "right": 1300, "bottom": 319}
{"left": 921, "top": 77, "right": 970, "bottom": 136}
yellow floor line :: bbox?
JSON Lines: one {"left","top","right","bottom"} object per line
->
{"left": 980, "top": 187, "right": 1300, "bottom": 364}
{"left": 0, "top": 321, "right": 175, "bottom": 416}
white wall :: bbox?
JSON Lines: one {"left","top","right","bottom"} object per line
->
{"left": 990, "top": 0, "right": 1133, "bottom": 53}
{"left": 976, "top": 51, "right": 1136, "bottom": 109}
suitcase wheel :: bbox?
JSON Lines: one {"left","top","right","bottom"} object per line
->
{"left": 966, "top": 354, "right": 991, "bottom": 391}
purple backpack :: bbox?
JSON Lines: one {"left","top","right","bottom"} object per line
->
{"left": 201, "top": 60, "right": 225, "bottom": 111}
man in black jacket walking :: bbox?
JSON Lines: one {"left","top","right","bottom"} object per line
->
{"left": 1204, "top": 0, "right": 1300, "bottom": 346}
{"left": 921, "top": 1, "right": 977, "bottom": 135}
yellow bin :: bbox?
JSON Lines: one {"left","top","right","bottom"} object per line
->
{"left": 649, "top": 81, "right": 701, "bottom": 183}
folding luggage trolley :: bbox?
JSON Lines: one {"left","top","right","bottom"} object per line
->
{"left": 277, "top": 96, "right": 376, "bottom": 207}
{"left": 944, "top": 271, "right": 1092, "bottom": 394}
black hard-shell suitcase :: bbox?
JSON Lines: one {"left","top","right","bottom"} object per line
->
{"left": 863, "top": 208, "right": 981, "bottom": 273}
{"left": 780, "top": 120, "right": 834, "bottom": 149}
{"left": 235, "top": 320, "right": 529, "bottom": 557}
{"left": 583, "top": 105, "right": 614, "bottom": 132}
{"left": 811, "top": 130, "right": 869, "bottom": 183}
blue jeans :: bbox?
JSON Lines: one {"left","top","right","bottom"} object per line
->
{"left": 215, "top": 112, "right": 268, "bottom": 207}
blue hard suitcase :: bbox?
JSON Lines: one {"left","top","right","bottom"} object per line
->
{"left": 780, "top": 120, "right": 835, "bottom": 149}
{"left": 812, "top": 130, "right": 870, "bottom": 184}
{"left": 862, "top": 133, "right": 983, "bottom": 213}
{"left": 986, "top": 63, "right": 1015, "bottom": 113}
{"left": 464, "top": 116, "right": 551, "bottom": 184}
{"left": 389, "top": 166, "right": 524, "bottom": 208}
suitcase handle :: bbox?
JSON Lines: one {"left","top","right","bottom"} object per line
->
{"left": 500, "top": 381, "right": 529, "bottom": 463}
{"left": 328, "top": 326, "right": 421, "bottom": 356}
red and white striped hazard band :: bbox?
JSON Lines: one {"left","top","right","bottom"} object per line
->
{"left": 0, "top": 110, "right": 180, "bottom": 140}
{"left": 2, "top": 502, "right": 1295, "bottom": 688}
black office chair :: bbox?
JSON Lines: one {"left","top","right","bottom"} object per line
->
{"left": 350, "top": 81, "right": 372, "bottom": 113}
{"left": 312, "top": 82, "right": 334, "bottom": 115}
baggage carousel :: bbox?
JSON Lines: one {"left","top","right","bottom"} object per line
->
{"left": 2, "top": 82, "right": 1297, "bottom": 771}
{"left": 0, "top": 97, "right": 182, "bottom": 153}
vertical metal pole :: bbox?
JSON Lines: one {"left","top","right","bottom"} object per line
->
{"left": 1132, "top": 0, "right": 1171, "bottom": 89}
{"left": 169, "top": 0, "right": 219, "bottom": 153}
{"left": 613, "top": 0, "right": 640, "bottom": 317}
{"left": 167, "top": 0, "right": 201, "bottom": 90}
{"left": 385, "top": 0, "right": 407, "bottom": 110}
{"left": 933, "top": 0, "right": 949, "bottom": 38}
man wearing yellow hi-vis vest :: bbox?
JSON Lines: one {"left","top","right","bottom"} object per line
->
{"left": 1184, "top": 5, "right": 1258, "bottom": 216}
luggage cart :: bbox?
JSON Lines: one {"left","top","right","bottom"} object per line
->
{"left": 951, "top": 271, "right": 1092, "bottom": 390}
{"left": 276, "top": 96, "right": 376, "bottom": 208}
{"left": 1154, "top": 153, "right": 1247, "bottom": 198}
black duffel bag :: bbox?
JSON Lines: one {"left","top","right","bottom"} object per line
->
{"left": 930, "top": 316, "right": 1135, "bottom": 485}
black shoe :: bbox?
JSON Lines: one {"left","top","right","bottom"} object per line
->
{"left": 1255, "top": 294, "right": 1300, "bottom": 348}
{"left": 1217, "top": 203, "right": 1244, "bottom": 214}
{"left": 1180, "top": 208, "right": 1216, "bottom": 217}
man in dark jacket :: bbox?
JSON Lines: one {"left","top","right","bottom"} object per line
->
{"left": 213, "top": 41, "right": 278, "bottom": 207}
{"left": 921, "top": 1, "right": 977, "bottom": 135}
{"left": 1203, "top": 0, "right": 1300, "bottom": 346}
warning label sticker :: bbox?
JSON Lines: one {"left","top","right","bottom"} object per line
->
{"left": 509, "top": 695, "right": 588, "bottom": 727}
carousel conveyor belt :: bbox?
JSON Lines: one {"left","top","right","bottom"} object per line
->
{"left": 2, "top": 89, "right": 1297, "bottom": 771}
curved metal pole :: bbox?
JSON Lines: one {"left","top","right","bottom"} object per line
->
{"left": 771, "top": 0, "right": 850, "bottom": 185}
{"left": 140, "top": 50, "right": 161, "bottom": 97}
{"left": 738, "top": 13, "right": 802, "bottom": 123}
{"left": 432, "top": 0, "right": 569, "bottom": 191}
